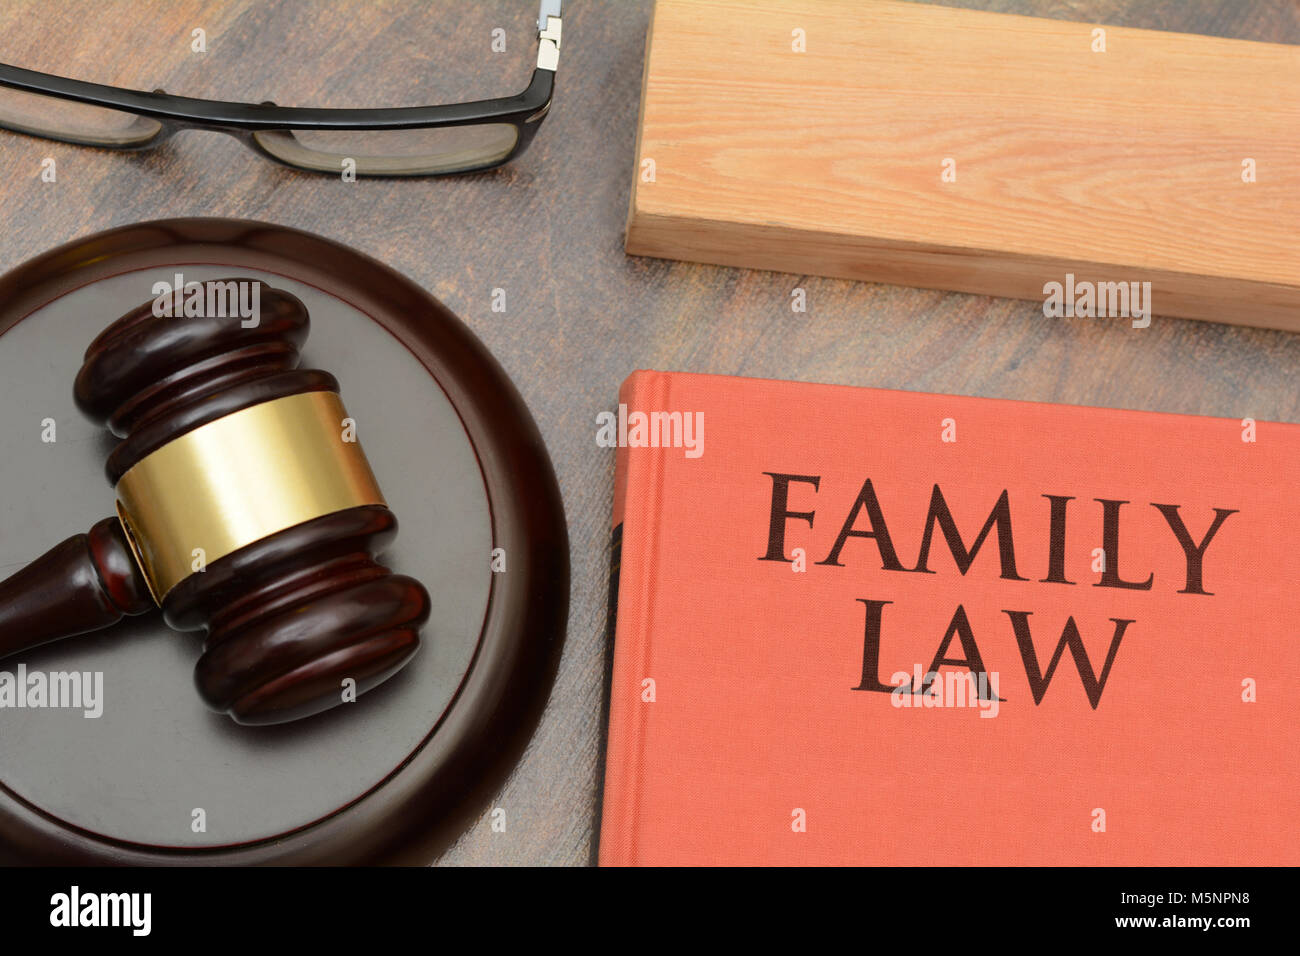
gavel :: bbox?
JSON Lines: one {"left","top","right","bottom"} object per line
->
{"left": 0, "top": 279, "right": 430, "bottom": 725}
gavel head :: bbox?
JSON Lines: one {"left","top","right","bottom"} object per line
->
{"left": 72, "top": 279, "right": 430, "bottom": 725}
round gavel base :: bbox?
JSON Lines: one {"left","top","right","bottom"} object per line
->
{"left": 0, "top": 219, "right": 569, "bottom": 865}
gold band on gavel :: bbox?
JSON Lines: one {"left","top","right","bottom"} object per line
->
{"left": 114, "top": 391, "right": 387, "bottom": 602}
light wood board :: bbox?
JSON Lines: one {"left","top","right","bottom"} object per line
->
{"left": 627, "top": 0, "right": 1300, "bottom": 331}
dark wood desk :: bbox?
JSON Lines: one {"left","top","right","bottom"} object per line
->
{"left": 0, "top": 0, "right": 1295, "bottom": 865}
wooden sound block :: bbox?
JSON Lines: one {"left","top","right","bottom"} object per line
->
{"left": 626, "top": 0, "right": 1300, "bottom": 332}
{"left": 0, "top": 219, "right": 568, "bottom": 864}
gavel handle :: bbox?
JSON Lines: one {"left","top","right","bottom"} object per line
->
{"left": 0, "top": 517, "right": 155, "bottom": 661}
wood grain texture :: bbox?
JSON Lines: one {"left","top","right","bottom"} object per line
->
{"left": 0, "top": 0, "right": 1296, "bottom": 866}
{"left": 628, "top": 0, "right": 1300, "bottom": 329}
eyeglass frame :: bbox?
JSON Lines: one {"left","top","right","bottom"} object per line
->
{"left": 0, "top": 0, "right": 563, "bottom": 177}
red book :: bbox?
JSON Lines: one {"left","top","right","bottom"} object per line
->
{"left": 599, "top": 370, "right": 1299, "bottom": 866}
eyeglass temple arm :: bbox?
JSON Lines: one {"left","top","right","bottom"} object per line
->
{"left": 537, "top": 0, "right": 563, "bottom": 72}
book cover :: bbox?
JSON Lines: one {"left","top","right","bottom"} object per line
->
{"left": 599, "top": 370, "right": 1299, "bottom": 866}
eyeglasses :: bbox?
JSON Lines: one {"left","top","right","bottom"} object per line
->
{"left": 0, "top": 0, "right": 562, "bottom": 177}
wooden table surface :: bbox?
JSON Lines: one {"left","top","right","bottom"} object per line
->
{"left": 0, "top": 0, "right": 1295, "bottom": 866}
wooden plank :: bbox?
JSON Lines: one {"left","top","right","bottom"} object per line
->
{"left": 626, "top": 0, "right": 1300, "bottom": 331}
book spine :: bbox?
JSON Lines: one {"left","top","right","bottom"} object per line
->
{"left": 598, "top": 370, "right": 670, "bottom": 866}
